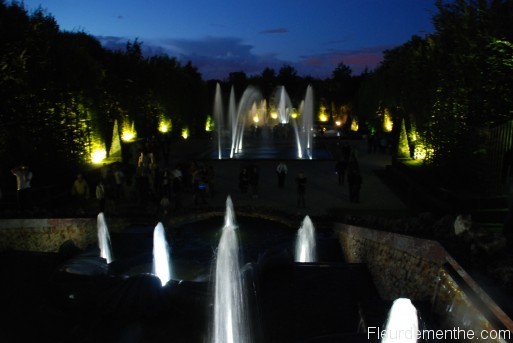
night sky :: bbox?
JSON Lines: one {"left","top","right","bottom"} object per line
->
{"left": 21, "top": 0, "right": 437, "bottom": 79}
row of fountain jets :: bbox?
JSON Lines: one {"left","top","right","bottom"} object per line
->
{"left": 213, "top": 84, "right": 315, "bottom": 159}
{"left": 97, "top": 197, "right": 419, "bottom": 343}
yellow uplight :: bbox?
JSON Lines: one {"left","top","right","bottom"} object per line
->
{"left": 270, "top": 112, "right": 278, "bottom": 120}
{"left": 290, "top": 112, "right": 298, "bottom": 119}
{"left": 383, "top": 110, "right": 393, "bottom": 132}
{"left": 91, "top": 148, "right": 107, "bottom": 164}
{"left": 205, "top": 115, "right": 214, "bottom": 132}
{"left": 181, "top": 127, "right": 189, "bottom": 139}
{"left": 253, "top": 115, "right": 260, "bottom": 123}
{"left": 335, "top": 120, "right": 342, "bottom": 126}
{"left": 121, "top": 121, "right": 137, "bottom": 142}
{"left": 351, "top": 118, "right": 359, "bottom": 132}
{"left": 158, "top": 118, "right": 172, "bottom": 133}
{"left": 318, "top": 105, "right": 329, "bottom": 122}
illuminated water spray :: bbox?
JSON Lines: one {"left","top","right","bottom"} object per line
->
{"left": 381, "top": 298, "right": 418, "bottom": 343}
{"left": 295, "top": 215, "right": 317, "bottom": 263}
{"left": 153, "top": 222, "right": 172, "bottom": 286}
{"left": 214, "top": 83, "right": 224, "bottom": 159}
{"left": 211, "top": 197, "right": 251, "bottom": 343}
{"left": 97, "top": 213, "right": 113, "bottom": 264}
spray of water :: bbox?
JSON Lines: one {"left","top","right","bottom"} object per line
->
{"left": 97, "top": 212, "right": 113, "bottom": 264}
{"left": 214, "top": 83, "right": 224, "bottom": 159}
{"left": 295, "top": 215, "right": 317, "bottom": 263}
{"left": 381, "top": 298, "right": 418, "bottom": 343}
{"left": 212, "top": 197, "right": 251, "bottom": 343}
{"left": 153, "top": 222, "right": 172, "bottom": 286}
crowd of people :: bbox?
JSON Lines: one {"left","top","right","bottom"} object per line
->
{"left": 5, "top": 137, "right": 367, "bottom": 217}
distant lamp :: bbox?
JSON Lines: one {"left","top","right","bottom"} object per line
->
{"left": 335, "top": 120, "right": 342, "bottom": 126}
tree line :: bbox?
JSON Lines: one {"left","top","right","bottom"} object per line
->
{"left": 1, "top": 0, "right": 512, "bottom": 194}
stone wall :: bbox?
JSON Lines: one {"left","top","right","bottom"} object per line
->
{"left": 337, "top": 224, "right": 513, "bottom": 342}
{"left": 0, "top": 217, "right": 128, "bottom": 253}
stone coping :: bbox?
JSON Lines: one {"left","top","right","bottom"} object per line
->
{"left": 335, "top": 224, "right": 513, "bottom": 333}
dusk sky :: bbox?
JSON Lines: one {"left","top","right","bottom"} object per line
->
{"left": 22, "top": 0, "right": 438, "bottom": 80}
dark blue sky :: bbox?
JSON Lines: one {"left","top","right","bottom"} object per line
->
{"left": 22, "top": 0, "right": 437, "bottom": 79}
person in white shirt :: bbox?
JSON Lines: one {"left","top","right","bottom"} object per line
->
{"left": 11, "top": 165, "right": 32, "bottom": 213}
{"left": 276, "top": 161, "right": 288, "bottom": 188}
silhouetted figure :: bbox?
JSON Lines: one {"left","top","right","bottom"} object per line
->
{"left": 96, "top": 179, "right": 106, "bottom": 213}
{"left": 71, "top": 173, "right": 90, "bottom": 215}
{"left": 239, "top": 167, "right": 249, "bottom": 193}
{"left": 335, "top": 159, "right": 348, "bottom": 185}
{"left": 347, "top": 167, "right": 362, "bottom": 203}
{"left": 249, "top": 165, "right": 259, "bottom": 198}
{"left": 276, "top": 161, "right": 288, "bottom": 188}
{"left": 296, "top": 171, "right": 307, "bottom": 208}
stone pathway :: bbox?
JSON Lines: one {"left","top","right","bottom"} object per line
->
{"left": 186, "top": 139, "right": 409, "bottom": 217}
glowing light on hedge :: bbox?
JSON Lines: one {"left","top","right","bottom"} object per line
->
{"left": 290, "top": 111, "right": 298, "bottom": 119}
{"left": 121, "top": 121, "right": 137, "bottom": 142}
{"left": 253, "top": 115, "right": 260, "bottom": 123}
{"left": 181, "top": 127, "right": 189, "bottom": 139}
{"left": 205, "top": 115, "right": 214, "bottom": 132}
{"left": 383, "top": 109, "right": 393, "bottom": 132}
{"left": 414, "top": 145, "right": 427, "bottom": 160}
{"left": 158, "top": 117, "right": 172, "bottom": 133}
{"left": 335, "top": 120, "right": 342, "bottom": 126}
{"left": 318, "top": 105, "right": 329, "bottom": 122}
{"left": 351, "top": 118, "right": 359, "bottom": 131}
{"left": 91, "top": 143, "right": 107, "bottom": 164}
{"left": 270, "top": 111, "right": 278, "bottom": 120}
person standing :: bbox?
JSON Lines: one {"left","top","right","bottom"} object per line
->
{"left": 249, "top": 165, "right": 259, "bottom": 199}
{"left": 347, "top": 167, "right": 363, "bottom": 203}
{"left": 112, "top": 164, "right": 125, "bottom": 200}
{"left": 296, "top": 171, "right": 307, "bottom": 208}
{"left": 96, "top": 179, "right": 106, "bottom": 213}
{"left": 11, "top": 165, "right": 32, "bottom": 214}
{"left": 276, "top": 161, "right": 288, "bottom": 188}
{"left": 335, "top": 159, "right": 348, "bottom": 185}
{"left": 71, "top": 173, "right": 90, "bottom": 215}
{"left": 239, "top": 167, "right": 250, "bottom": 194}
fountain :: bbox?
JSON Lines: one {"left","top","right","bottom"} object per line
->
{"left": 214, "top": 83, "right": 223, "bottom": 160}
{"left": 229, "top": 86, "right": 262, "bottom": 158}
{"left": 294, "top": 215, "right": 317, "bottom": 263}
{"left": 97, "top": 212, "right": 113, "bottom": 263}
{"left": 381, "top": 298, "right": 419, "bottom": 343}
{"left": 212, "top": 84, "right": 319, "bottom": 159}
{"left": 301, "top": 85, "right": 314, "bottom": 160}
{"left": 211, "top": 197, "right": 251, "bottom": 343}
{"left": 153, "top": 222, "right": 172, "bottom": 286}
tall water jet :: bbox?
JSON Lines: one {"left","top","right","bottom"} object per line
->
{"left": 153, "top": 222, "right": 172, "bottom": 286}
{"left": 295, "top": 215, "right": 317, "bottom": 263}
{"left": 301, "top": 85, "right": 314, "bottom": 160}
{"left": 213, "top": 83, "right": 224, "bottom": 159}
{"left": 212, "top": 197, "right": 251, "bottom": 343}
{"left": 97, "top": 212, "right": 113, "bottom": 264}
{"left": 381, "top": 298, "right": 418, "bottom": 343}
{"left": 230, "top": 86, "right": 262, "bottom": 158}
